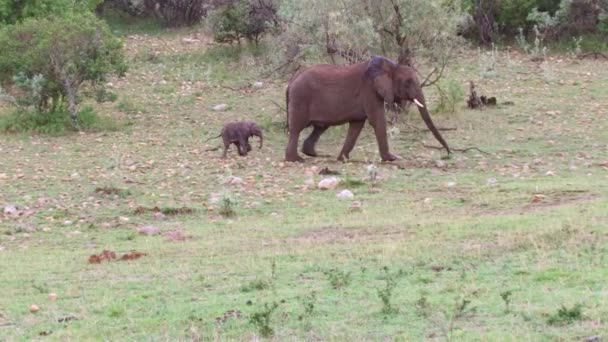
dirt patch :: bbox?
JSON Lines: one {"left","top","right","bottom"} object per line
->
{"left": 291, "top": 226, "right": 408, "bottom": 245}
{"left": 521, "top": 190, "right": 599, "bottom": 212}
{"left": 95, "top": 186, "right": 129, "bottom": 197}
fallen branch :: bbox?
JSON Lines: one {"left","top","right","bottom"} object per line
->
{"left": 577, "top": 52, "right": 608, "bottom": 60}
{"left": 422, "top": 143, "right": 490, "bottom": 155}
{"left": 403, "top": 123, "right": 457, "bottom": 132}
{"left": 219, "top": 84, "right": 252, "bottom": 93}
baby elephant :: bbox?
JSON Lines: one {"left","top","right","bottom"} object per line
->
{"left": 206, "top": 121, "right": 263, "bottom": 158}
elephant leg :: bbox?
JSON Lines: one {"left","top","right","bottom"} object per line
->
{"left": 285, "top": 124, "right": 306, "bottom": 162}
{"left": 222, "top": 139, "right": 230, "bottom": 158}
{"left": 338, "top": 120, "right": 365, "bottom": 161}
{"left": 237, "top": 139, "right": 248, "bottom": 156}
{"left": 302, "top": 125, "right": 328, "bottom": 157}
{"left": 368, "top": 111, "right": 396, "bottom": 161}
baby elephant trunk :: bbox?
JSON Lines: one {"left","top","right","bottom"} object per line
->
{"left": 254, "top": 131, "right": 263, "bottom": 148}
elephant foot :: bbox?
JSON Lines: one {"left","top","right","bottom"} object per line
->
{"left": 285, "top": 154, "right": 305, "bottom": 163}
{"left": 337, "top": 152, "right": 350, "bottom": 162}
{"left": 381, "top": 152, "right": 398, "bottom": 162}
{"left": 302, "top": 149, "right": 317, "bottom": 157}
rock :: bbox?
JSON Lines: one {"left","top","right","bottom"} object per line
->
{"left": 70, "top": 172, "right": 81, "bottom": 180}
{"left": 435, "top": 160, "right": 447, "bottom": 168}
{"left": 29, "top": 304, "right": 40, "bottom": 313}
{"left": 182, "top": 37, "right": 200, "bottom": 44}
{"left": 228, "top": 176, "right": 243, "bottom": 185}
{"left": 545, "top": 170, "right": 555, "bottom": 176}
{"left": 486, "top": 177, "right": 498, "bottom": 186}
{"left": 63, "top": 220, "right": 73, "bottom": 226}
{"left": 337, "top": 189, "right": 354, "bottom": 199}
{"left": 48, "top": 293, "right": 57, "bottom": 301}
{"left": 213, "top": 104, "right": 229, "bottom": 111}
{"left": 137, "top": 225, "right": 160, "bottom": 236}
{"left": 445, "top": 181, "right": 457, "bottom": 187}
{"left": 318, "top": 177, "right": 340, "bottom": 190}
{"left": 349, "top": 201, "right": 363, "bottom": 212}
{"left": 252, "top": 81, "right": 264, "bottom": 88}
{"left": 531, "top": 194, "right": 546, "bottom": 203}
{"left": 106, "top": 82, "right": 114, "bottom": 88}
{"left": 3, "top": 205, "right": 18, "bottom": 216}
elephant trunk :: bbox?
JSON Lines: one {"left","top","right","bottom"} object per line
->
{"left": 414, "top": 96, "right": 451, "bottom": 155}
{"left": 256, "top": 132, "right": 263, "bottom": 148}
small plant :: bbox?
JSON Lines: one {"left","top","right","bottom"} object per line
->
{"left": 377, "top": 266, "right": 401, "bottom": 315}
{"left": 240, "top": 279, "right": 270, "bottom": 293}
{"left": 516, "top": 27, "right": 530, "bottom": 53}
{"left": 435, "top": 78, "right": 465, "bottom": 114}
{"left": 478, "top": 44, "right": 498, "bottom": 78}
{"left": 219, "top": 193, "right": 237, "bottom": 217}
{"left": 440, "top": 295, "right": 477, "bottom": 341}
{"left": 547, "top": 304, "right": 583, "bottom": 325}
{"left": 500, "top": 290, "right": 513, "bottom": 313}
{"left": 324, "top": 268, "right": 352, "bottom": 289}
{"left": 365, "top": 164, "right": 378, "bottom": 184}
{"left": 341, "top": 176, "right": 365, "bottom": 188}
{"left": 249, "top": 302, "right": 279, "bottom": 338}
{"left": 415, "top": 291, "right": 430, "bottom": 317}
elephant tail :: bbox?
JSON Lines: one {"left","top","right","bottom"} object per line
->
{"left": 284, "top": 85, "right": 290, "bottom": 133}
{"left": 204, "top": 133, "right": 222, "bottom": 143}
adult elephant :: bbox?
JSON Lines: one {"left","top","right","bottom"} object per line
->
{"left": 284, "top": 56, "right": 451, "bottom": 162}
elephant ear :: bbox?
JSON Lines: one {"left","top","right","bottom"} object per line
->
{"left": 365, "top": 56, "right": 396, "bottom": 104}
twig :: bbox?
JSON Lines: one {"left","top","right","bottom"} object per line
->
{"left": 422, "top": 144, "right": 490, "bottom": 155}
{"left": 577, "top": 52, "right": 608, "bottom": 60}
{"left": 270, "top": 100, "right": 287, "bottom": 113}
{"left": 404, "top": 123, "right": 457, "bottom": 132}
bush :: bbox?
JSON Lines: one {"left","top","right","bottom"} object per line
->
{"left": 0, "top": 0, "right": 102, "bottom": 25}
{"left": 208, "top": 0, "right": 278, "bottom": 45}
{"left": 0, "top": 12, "right": 126, "bottom": 124}
{"left": 0, "top": 106, "right": 114, "bottom": 135}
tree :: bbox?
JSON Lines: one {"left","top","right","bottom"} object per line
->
{"left": 274, "top": 0, "right": 464, "bottom": 72}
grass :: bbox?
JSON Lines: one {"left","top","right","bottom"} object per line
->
{"left": 0, "top": 28, "right": 607, "bottom": 341}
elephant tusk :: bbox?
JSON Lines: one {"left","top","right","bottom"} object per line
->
{"left": 413, "top": 98, "right": 425, "bottom": 108}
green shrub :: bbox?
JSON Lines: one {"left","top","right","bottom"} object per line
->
{"left": 0, "top": 12, "right": 126, "bottom": 124}
{"left": 208, "top": 0, "right": 278, "bottom": 45}
{"left": 0, "top": 0, "right": 102, "bottom": 25}
{"left": 0, "top": 105, "right": 117, "bottom": 135}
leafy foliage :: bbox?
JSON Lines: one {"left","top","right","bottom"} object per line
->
{"left": 0, "top": 12, "right": 126, "bottom": 123}
{"left": 0, "top": 0, "right": 103, "bottom": 25}
{"left": 208, "top": 0, "right": 278, "bottom": 45}
{"left": 547, "top": 304, "right": 584, "bottom": 325}
{"left": 272, "top": 0, "right": 464, "bottom": 73}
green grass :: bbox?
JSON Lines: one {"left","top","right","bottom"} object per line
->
{"left": 0, "top": 31, "right": 607, "bottom": 341}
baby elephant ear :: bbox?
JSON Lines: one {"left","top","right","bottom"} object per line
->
{"left": 365, "top": 56, "right": 395, "bottom": 104}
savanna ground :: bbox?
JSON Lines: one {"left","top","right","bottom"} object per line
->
{"left": 1, "top": 22, "right": 607, "bottom": 341}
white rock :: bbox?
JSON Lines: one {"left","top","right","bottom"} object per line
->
{"left": 213, "top": 104, "right": 229, "bottom": 111}
{"left": 445, "top": 181, "right": 457, "bottom": 187}
{"left": 137, "top": 225, "right": 160, "bottom": 236}
{"left": 318, "top": 177, "right": 340, "bottom": 190}
{"left": 337, "top": 189, "right": 354, "bottom": 199}
{"left": 252, "top": 81, "right": 264, "bottom": 88}
{"left": 3, "top": 205, "right": 18, "bottom": 216}
{"left": 486, "top": 177, "right": 498, "bottom": 186}
{"left": 228, "top": 176, "right": 243, "bottom": 185}
{"left": 63, "top": 220, "right": 73, "bottom": 226}
{"left": 182, "top": 37, "right": 200, "bottom": 44}
{"left": 435, "top": 160, "right": 446, "bottom": 168}
{"left": 545, "top": 171, "right": 555, "bottom": 176}
{"left": 70, "top": 172, "right": 81, "bottom": 180}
